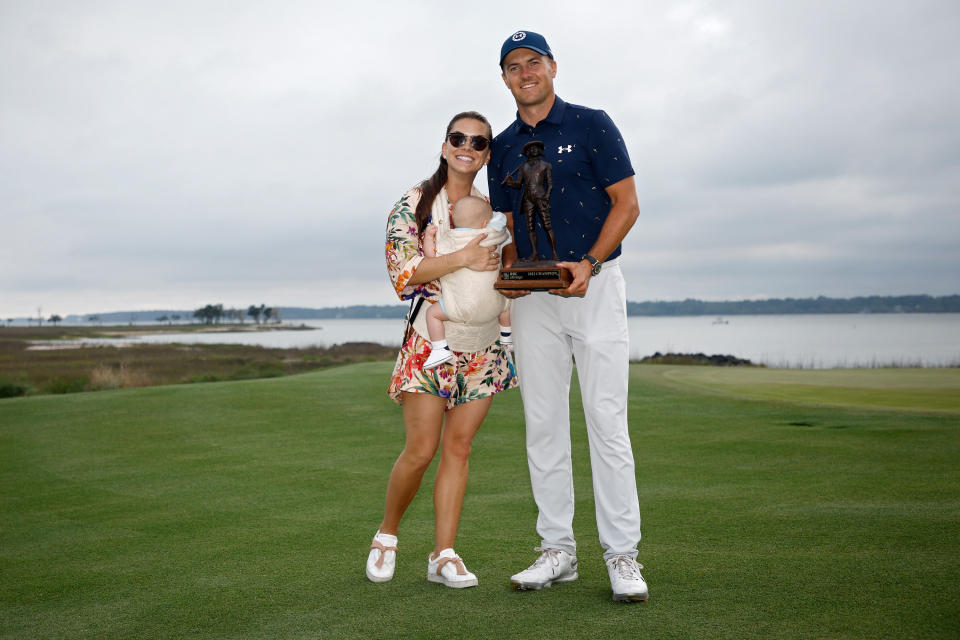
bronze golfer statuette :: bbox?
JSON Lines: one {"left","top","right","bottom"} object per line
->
{"left": 495, "top": 141, "right": 572, "bottom": 290}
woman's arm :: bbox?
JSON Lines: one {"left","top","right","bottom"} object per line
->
{"left": 407, "top": 235, "right": 499, "bottom": 285}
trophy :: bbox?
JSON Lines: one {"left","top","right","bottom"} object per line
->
{"left": 495, "top": 141, "right": 572, "bottom": 291}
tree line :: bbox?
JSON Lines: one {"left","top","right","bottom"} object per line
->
{"left": 626, "top": 294, "right": 960, "bottom": 316}
{"left": 7, "top": 294, "right": 958, "bottom": 327}
{"left": 189, "top": 304, "right": 281, "bottom": 325}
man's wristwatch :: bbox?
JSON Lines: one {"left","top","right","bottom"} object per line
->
{"left": 582, "top": 254, "right": 602, "bottom": 276}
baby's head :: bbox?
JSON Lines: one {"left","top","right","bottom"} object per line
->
{"left": 451, "top": 196, "right": 493, "bottom": 229}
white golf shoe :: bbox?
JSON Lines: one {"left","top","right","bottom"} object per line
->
{"left": 510, "top": 547, "right": 579, "bottom": 590}
{"left": 606, "top": 554, "right": 649, "bottom": 602}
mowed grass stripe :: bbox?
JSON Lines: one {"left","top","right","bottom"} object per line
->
{"left": 1, "top": 362, "right": 958, "bottom": 638}
{"left": 643, "top": 365, "right": 960, "bottom": 413}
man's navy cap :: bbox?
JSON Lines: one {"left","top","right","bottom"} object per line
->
{"left": 499, "top": 31, "right": 553, "bottom": 66}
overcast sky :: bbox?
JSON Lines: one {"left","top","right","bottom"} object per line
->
{"left": 2, "top": 0, "right": 958, "bottom": 318}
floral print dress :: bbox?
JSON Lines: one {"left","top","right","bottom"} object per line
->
{"left": 385, "top": 186, "right": 518, "bottom": 410}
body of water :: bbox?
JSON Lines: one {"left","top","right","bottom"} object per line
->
{"left": 49, "top": 313, "right": 960, "bottom": 369}
{"left": 626, "top": 313, "right": 959, "bottom": 368}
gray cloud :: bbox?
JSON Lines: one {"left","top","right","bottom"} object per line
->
{"left": 2, "top": 0, "right": 958, "bottom": 316}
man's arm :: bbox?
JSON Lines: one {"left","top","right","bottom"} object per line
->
{"left": 551, "top": 175, "right": 640, "bottom": 297}
{"left": 586, "top": 175, "right": 640, "bottom": 263}
{"left": 408, "top": 233, "right": 498, "bottom": 285}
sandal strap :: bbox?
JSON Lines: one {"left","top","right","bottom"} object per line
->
{"left": 370, "top": 539, "right": 398, "bottom": 569}
{"left": 436, "top": 556, "right": 467, "bottom": 576}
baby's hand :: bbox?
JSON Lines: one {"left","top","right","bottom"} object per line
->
{"left": 422, "top": 224, "right": 439, "bottom": 257}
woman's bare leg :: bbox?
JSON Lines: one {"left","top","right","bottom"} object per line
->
{"left": 379, "top": 392, "right": 447, "bottom": 535}
{"left": 433, "top": 396, "right": 493, "bottom": 553}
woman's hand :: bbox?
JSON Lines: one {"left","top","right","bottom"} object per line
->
{"left": 459, "top": 234, "right": 500, "bottom": 272}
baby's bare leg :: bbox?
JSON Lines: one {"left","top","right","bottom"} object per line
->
{"left": 425, "top": 301, "right": 449, "bottom": 343}
{"left": 498, "top": 307, "right": 513, "bottom": 351}
{"left": 423, "top": 301, "right": 454, "bottom": 370}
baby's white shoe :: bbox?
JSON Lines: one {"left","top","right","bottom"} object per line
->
{"left": 423, "top": 346, "right": 454, "bottom": 370}
{"left": 499, "top": 325, "right": 513, "bottom": 352}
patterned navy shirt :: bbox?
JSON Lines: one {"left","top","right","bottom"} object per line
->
{"left": 488, "top": 96, "right": 635, "bottom": 262}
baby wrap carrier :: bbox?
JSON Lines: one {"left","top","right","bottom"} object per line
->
{"left": 409, "top": 187, "right": 510, "bottom": 353}
{"left": 435, "top": 213, "right": 511, "bottom": 325}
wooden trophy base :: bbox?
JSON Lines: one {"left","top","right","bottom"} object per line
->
{"left": 495, "top": 261, "right": 573, "bottom": 291}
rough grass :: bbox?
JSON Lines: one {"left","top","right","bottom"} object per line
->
{"left": 0, "top": 325, "right": 395, "bottom": 396}
{"left": 1, "top": 363, "right": 958, "bottom": 639}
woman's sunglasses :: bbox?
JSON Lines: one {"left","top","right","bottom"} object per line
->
{"left": 446, "top": 131, "right": 490, "bottom": 152}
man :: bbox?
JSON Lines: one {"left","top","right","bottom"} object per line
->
{"left": 488, "top": 30, "right": 648, "bottom": 603}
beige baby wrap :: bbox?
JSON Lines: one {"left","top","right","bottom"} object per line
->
{"left": 435, "top": 221, "right": 510, "bottom": 325}
{"left": 409, "top": 187, "right": 510, "bottom": 353}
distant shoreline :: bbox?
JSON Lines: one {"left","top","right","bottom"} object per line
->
{"left": 4, "top": 294, "right": 958, "bottom": 325}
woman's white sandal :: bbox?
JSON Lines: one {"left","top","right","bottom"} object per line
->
{"left": 365, "top": 531, "right": 398, "bottom": 582}
{"left": 427, "top": 548, "right": 478, "bottom": 588}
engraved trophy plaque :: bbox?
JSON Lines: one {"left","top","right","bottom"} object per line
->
{"left": 496, "top": 263, "right": 573, "bottom": 290}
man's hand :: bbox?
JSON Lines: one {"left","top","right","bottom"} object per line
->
{"left": 549, "top": 259, "right": 592, "bottom": 297}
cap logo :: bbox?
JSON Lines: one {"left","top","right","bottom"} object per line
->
{"left": 512, "top": 31, "right": 527, "bottom": 42}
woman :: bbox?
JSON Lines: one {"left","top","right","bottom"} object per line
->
{"left": 367, "top": 111, "right": 518, "bottom": 588}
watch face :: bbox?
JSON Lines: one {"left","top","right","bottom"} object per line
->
{"left": 583, "top": 255, "right": 601, "bottom": 276}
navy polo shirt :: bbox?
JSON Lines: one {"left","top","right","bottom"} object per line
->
{"left": 488, "top": 96, "right": 634, "bottom": 262}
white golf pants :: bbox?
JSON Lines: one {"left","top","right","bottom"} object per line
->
{"left": 512, "top": 258, "right": 642, "bottom": 560}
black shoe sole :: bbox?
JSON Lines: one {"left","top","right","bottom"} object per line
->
{"left": 511, "top": 573, "right": 578, "bottom": 591}
{"left": 613, "top": 592, "right": 649, "bottom": 602}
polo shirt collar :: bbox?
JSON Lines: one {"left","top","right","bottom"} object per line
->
{"left": 511, "top": 95, "right": 567, "bottom": 133}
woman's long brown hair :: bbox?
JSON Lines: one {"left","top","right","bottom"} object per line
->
{"left": 414, "top": 111, "right": 492, "bottom": 233}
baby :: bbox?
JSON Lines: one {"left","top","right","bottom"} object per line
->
{"left": 422, "top": 196, "right": 512, "bottom": 370}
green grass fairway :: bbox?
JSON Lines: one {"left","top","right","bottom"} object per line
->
{"left": 642, "top": 365, "right": 960, "bottom": 413}
{"left": 2, "top": 363, "right": 959, "bottom": 638}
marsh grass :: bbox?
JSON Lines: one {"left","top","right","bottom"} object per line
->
{"left": 89, "top": 363, "right": 154, "bottom": 390}
{"left": 0, "top": 325, "right": 395, "bottom": 396}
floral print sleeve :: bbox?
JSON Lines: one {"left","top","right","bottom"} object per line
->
{"left": 385, "top": 188, "right": 440, "bottom": 301}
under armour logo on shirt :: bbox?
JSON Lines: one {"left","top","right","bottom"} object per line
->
{"left": 558, "top": 145, "right": 573, "bottom": 153}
